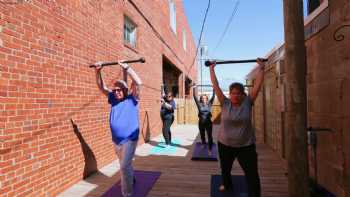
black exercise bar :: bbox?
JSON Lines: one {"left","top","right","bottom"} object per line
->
{"left": 89, "top": 57, "right": 145, "bottom": 68}
{"left": 193, "top": 84, "right": 212, "bottom": 87}
{"left": 205, "top": 58, "right": 268, "bottom": 67}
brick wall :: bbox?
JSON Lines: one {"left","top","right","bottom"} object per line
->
{"left": 0, "top": 0, "right": 197, "bottom": 196}
{"left": 248, "top": 0, "right": 350, "bottom": 195}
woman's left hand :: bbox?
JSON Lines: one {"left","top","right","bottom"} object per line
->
{"left": 257, "top": 58, "right": 266, "bottom": 69}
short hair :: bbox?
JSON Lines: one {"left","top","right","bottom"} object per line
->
{"left": 229, "top": 82, "right": 244, "bottom": 94}
{"left": 114, "top": 80, "right": 128, "bottom": 95}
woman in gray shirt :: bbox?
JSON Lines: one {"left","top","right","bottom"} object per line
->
{"left": 209, "top": 58, "right": 266, "bottom": 197}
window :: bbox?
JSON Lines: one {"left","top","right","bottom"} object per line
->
{"left": 303, "top": 0, "right": 329, "bottom": 39}
{"left": 182, "top": 30, "right": 187, "bottom": 51}
{"left": 304, "top": 0, "right": 328, "bottom": 24}
{"left": 306, "top": 0, "right": 326, "bottom": 15}
{"left": 124, "top": 16, "right": 137, "bottom": 47}
{"left": 169, "top": 0, "right": 176, "bottom": 33}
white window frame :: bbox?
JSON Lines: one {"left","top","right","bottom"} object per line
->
{"left": 169, "top": 0, "right": 177, "bottom": 34}
{"left": 124, "top": 16, "right": 137, "bottom": 47}
{"left": 304, "top": 0, "right": 328, "bottom": 25}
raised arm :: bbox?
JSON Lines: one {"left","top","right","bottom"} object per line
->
{"left": 249, "top": 58, "right": 266, "bottom": 103}
{"left": 119, "top": 62, "right": 142, "bottom": 99}
{"left": 209, "top": 88, "right": 215, "bottom": 104}
{"left": 162, "top": 101, "right": 173, "bottom": 110}
{"left": 209, "top": 63, "right": 225, "bottom": 105}
{"left": 192, "top": 85, "right": 200, "bottom": 107}
{"left": 94, "top": 64, "right": 110, "bottom": 97}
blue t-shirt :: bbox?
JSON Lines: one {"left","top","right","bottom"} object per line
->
{"left": 108, "top": 92, "right": 139, "bottom": 145}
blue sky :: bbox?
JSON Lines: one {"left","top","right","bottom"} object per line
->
{"left": 184, "top": 0, "right": 285, "bottom": 90}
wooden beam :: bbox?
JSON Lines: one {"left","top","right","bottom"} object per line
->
{"left": 282, "top": 0, "right": 310, "bottom": 196}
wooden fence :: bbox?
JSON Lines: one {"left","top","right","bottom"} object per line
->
{"left": 173, "top": 98, "right": 221, "bottom": 125}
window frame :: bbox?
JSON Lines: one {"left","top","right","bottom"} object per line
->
{"left": 123, "top": 15, "right": 137, "bottom": 48}
{"left": 169, "top": 0, "right": 177, "bottom": 34}
{"left": 182, "top": 29, "right": 187, "bottom": 51}
{"left": 304, "top": 0, "right": 328, "bottom": 25}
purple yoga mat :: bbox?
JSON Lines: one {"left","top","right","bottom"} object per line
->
{"left": 102, "top": 170, "right": 161, "bottom": 197}
{"left": 191, "top": 142, "right": 218, "bottom": 161}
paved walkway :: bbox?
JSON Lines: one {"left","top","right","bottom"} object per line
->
{"left": 58, "top": 124, "right": 288, "bottom": 197}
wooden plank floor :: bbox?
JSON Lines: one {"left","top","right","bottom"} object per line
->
{"left": 59, "top": 124, "right": 288, "bottom": 197}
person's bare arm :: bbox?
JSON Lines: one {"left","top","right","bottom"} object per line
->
{"left": 161, "top": 101, "right": 173, "bottom": 110}
{"left": 119, "top": 62, "right": 142, "bottom": 99}
{"left": 249, "top": 58, "right": 266, "bottom": 103}
{"left": 94, "top": 63, "right": 110, "bottom": 97}
{"left": 209, "top": 88, "right": 215, "bottom": 104}
{"left": 209, "top": 63, "right": 225, "bottom": 105}
{"left": 192, "top": 85, "right": 201, "bottom": 108}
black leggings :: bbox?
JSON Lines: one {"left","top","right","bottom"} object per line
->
{"left": 198, "top": 119, "right": 213, "bottom": 150}
{"left": 162, "top": 116, "right": 174, "bottom": 145}
{"left": 218, "top": 142, "right": 261, "bottom": 197}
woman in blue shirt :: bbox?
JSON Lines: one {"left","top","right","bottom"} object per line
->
{"left": 94, "top": 61, "right": 142, "bottom": 197}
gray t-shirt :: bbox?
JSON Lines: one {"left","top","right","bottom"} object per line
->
{"left": 218, "top": 96, "right": 255, "bottom": 147}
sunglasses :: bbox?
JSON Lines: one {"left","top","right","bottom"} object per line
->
{"left": 112, "top": 88, "right": 123, "bottom": 93}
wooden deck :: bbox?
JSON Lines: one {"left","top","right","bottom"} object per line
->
{"left": 59, "top": 124, "right": 288, "bottom": 197}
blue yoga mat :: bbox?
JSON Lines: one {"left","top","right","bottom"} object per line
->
{"left": 150, "top": 139, "right": 181, "bottom": 155}
{"left": 211, "top": 175, "right": 248, "bottom": 197}
{"left": 191, "top": 142, "right": 218, "bottom": 161}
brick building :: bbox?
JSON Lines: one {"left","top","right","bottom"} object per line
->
{"left": 247, "top": 0, "right": 350, "bottom": 196}
{"left": 0, "top": 0, "right": 197, "bottom": 196}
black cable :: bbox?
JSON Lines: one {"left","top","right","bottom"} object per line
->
{"left": 186, "top": 0, "right": 211, "bottom": 76}
{"left": 213, "top": 0, "right": 240, "bottom": 54}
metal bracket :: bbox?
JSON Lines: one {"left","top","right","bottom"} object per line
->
{"left": 333, "top": 24, "right": 350, "bottom": 41}
{"left": 307, "top": 127, "right": 332, "bottom": 146}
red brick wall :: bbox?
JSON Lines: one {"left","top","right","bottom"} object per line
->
{"left": 0, "top": 0, "right": 197, "bottom": 196}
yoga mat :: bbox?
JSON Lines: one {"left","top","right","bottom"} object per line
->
{"left": 210, "top": 175, "right": 248, "bottom": 197}
{"left": 102, "top": 170, "right": 161, "bottom": 197}
{"left": 149, "top": 139, "right": 181, "bottom": 155}
{"left": 191, "top": 142, "right": 218, "bottom": 161}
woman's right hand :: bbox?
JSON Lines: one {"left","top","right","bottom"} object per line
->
{"left": 94, "top": 61, "right": 103, "bottom": 71}
{"left": 209, "top": 61, "right": 216, "bottom": 70}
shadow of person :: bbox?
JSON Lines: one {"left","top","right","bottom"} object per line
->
{"left": 141, "top": 111, "right": 151, "bottom": 143}
{"left": 70, "top": 119, "right": 98, "bottom": 179}
{"left": 147, "top": 140, "right": 167, "bottom": 148}
{"left": 147, "top": 139, "right": 190, "bottom": 149}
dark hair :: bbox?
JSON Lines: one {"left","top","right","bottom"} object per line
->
{"left": 199, "top": 95, "right": 208, "bottom": 103}
{"left": 164, "top": 92, "right": 173, "bottom": 101}
{"left": 229, "top": 82, "right": 244, "bottom": 94}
